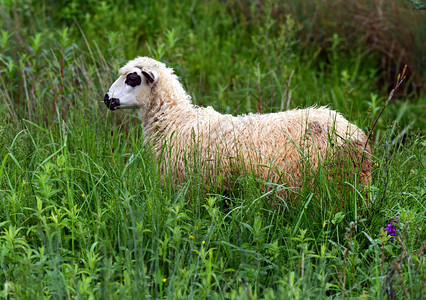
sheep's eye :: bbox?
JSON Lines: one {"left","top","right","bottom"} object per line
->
{"left": 125, "top": 72, "right": 142, "bottom": 87}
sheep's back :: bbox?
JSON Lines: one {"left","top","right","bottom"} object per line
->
{"left": 195, "top": 107, "right": 368, "bottom": 185}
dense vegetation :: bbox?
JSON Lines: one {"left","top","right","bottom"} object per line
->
{"left": 0, "top": 0, "right": 424, "bottom": 298}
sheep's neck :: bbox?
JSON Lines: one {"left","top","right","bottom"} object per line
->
{"left": 142, "top": 95, "right": 195, "bottom": 138}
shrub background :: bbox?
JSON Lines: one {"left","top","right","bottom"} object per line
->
{"left": 0, "top": 0, "right": 424, "bottom": 299}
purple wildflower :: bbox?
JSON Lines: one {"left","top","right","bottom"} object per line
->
{"left": 384, "top": 218, "right": 397, "bottom": 241}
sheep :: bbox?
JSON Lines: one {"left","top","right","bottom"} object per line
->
{"left": 104, "top": 56, "right": 371, "bottom": 194}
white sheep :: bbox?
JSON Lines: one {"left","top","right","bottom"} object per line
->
{"left": 104, "top": 57, "right": 371, "bottom": 193}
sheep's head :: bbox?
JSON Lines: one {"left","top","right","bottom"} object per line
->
{"left": 104, "top": 57, "right": 191, "bottom": 112}
{"left": 104, "top": 60, "right": 159, "bottom": 111}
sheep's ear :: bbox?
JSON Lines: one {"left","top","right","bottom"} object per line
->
{"left": 142, "top": 70, "right": 158, "bottom": 84}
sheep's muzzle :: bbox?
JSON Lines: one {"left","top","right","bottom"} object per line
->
{"left": 104, "top": 93, "right": 120, "bottom": 110}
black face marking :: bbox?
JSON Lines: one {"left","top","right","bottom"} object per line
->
{"left": 125, "top": 72, "right": 142, "bottom": 87}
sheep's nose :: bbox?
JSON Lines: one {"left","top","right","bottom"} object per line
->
{"left": 104, "top": 93, "right": 120, "bottom": 110}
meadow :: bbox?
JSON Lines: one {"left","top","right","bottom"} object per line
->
{"left": 0, "top": 0, "right": 424, "bottom": 298}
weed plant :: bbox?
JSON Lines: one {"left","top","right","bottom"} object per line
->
{"left": 0, "top": 1, "right": 424, "bottom": 299}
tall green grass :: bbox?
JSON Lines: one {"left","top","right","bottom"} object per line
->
{"left": 0, "top": 1, "right": 424, "bottom": 298}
